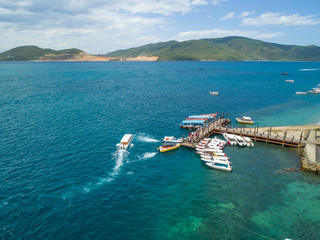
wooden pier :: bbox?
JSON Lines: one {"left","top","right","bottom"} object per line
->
{"left": 181, "top": 113, "right": 305, "bottom": 148}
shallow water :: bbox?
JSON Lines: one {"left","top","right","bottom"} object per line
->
{"left": 1, "top": 61, "right": 320, "bottom": 239}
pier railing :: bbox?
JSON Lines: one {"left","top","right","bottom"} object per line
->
{"left": 181, "top": 113, "right": 305, "bottom": 148}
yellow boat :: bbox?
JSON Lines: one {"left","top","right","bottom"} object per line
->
{"left": 157, "top": 143, "right": 181, "bottom": 153}
{"left": 235, "top": 116, "right": 254, "bottom": 125}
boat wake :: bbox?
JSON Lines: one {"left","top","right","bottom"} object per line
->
{"left": 138, "top": 152, "right": 157, "bottom": 160}
{"left": 82, "top": 149, "right": 129, "bottom": 194}
{"left": 300, "top": 68, "right": 320, "bottom": 71}
{"left": 136, "top": 133, "right": 160, "bottom": 143}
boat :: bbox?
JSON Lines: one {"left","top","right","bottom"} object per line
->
{"left": 162, "top": 136, "right": 182, "bottom": 145}
{"left": 202, "top": 148, "right": 224, "bottom": 153}
{"left": 285, "top": 79, "right": 294, "bottom": 83}
{"left": 212, "top": 152, "right": 228, "bottom": 157}
{"left": 223, "top": 133, "right": 237, "bottom": 146}
{"left": 201, "top": 154, "right": 230, "bottom": 162}
{"left": 209, "top": 91, "right": 219, "bottom": 95}
{"left": 234, "top": 135, "right": 247, "bottom": 147}
{"left": 295, "top": 92, "right": 308, "bottom": 95}
{"left": 157, "top": 143, "right": 181, "bottom": 153}
{"left": 235, "top": 116, "right": 254, "bottom": 125}
{"left": 207, "top": 143, "right": 224, "bottom": 149}
{"left": 180, "top": 119, "right": 205, "bottom": 128}
{"left": 310, "top": 88, "right": 320, "bottom": 94}
{"left": 118, "top": 134, "right": 133, "bottom": 149}
{"left": 211, "top": 136, "right": 227, "bottom": 146}
{"left": 205, "top": 159, "right": 233, "bottom": 172}
{"left": 281, "top": 72, "right": 288, "bottom": 75}
{"left": 243, "top": 137, "right": 254, "bottom": 147}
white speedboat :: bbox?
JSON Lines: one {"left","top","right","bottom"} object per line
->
{"left": 285, "top": 79, "right": 294, "bottom": 83}
{"left": 295, "top": 91, "right": 307, "bottom": 95}
{"left": 201, "top": 154, "right": 230, "bottom": 162}
{"left": 210, "top": 137, "right": 227, "bottom": 146}
{"left": 205, "top": 159, "right": 233, "bottom": 172}
{"left": 209, "top": 91, "right": 219, "bottom": 95}
{"left": 207, "top": 142, "right": 223, "bottom": 148}
{"left": 236, "top": 116, "right": 254, "bottom": 125}
{"left": 162, "top": 136, "right": 182, "bottom": 145}
{"left": 234, "top": 135, "right": 247, "bottom": 147}
{"left": 118, "top": 134, "right": 133, "bottom": 149}
{"left": 212, "top": 152, "right": 228, "bottom": 157}
{"left": 243, "top": 137, "right": 254, "bottom": 147}
{"left": 223, "top": 133, "right": 237, "bottom": 146}
{"left": 203, "top": 148, "right": 224, "bottom": 153}
{"left": 201, "top": 156, "right": 229, "bottom": 163}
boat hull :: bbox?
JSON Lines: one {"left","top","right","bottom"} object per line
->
{"left": 205, "top": 162, "right": 232, "bottom": 172}
{"left": 158, "top": 144, "right": 181, "bottom": 153}
{"left": 236, "top": 120, "right": 254, "bottom": 125}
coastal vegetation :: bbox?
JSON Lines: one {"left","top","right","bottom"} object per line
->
{"left": 0, "top": 46, "right": 83, "bottom": 61}
{"left": 1, "top": 36, "right": 320, "bottom": 61}
{"left": 106, "top": 36, "right": 320, "bottom": 61}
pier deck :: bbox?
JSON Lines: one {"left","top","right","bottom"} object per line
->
{"left": 181, "top": 114, "right": 306, "bottom": 148}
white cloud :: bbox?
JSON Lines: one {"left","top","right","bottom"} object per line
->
{"left": 212, "top": 0, "right": 228, "bottom": 6}
{"left": 239, "top": 11, "right": 250, "bottom": 18}
{"left": 219, "top": 12, "right": 235, "bottom": 21}
{"left": 242, "top": 12, "right": 320, "bottom": 26}
{"left": 220, "top": 10, "right": 255, "bottom": 21}
{"left": 176, "top": 28, "right": 285, "bottom": 40}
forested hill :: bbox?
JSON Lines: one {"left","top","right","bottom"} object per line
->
{"left": 0, "top": 46, "right": 83, "bottom": 61}
{"left": 106, "top": 36, "right": 320, "bottom": 61}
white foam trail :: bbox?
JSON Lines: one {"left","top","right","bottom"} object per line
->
{"left": 138, "top": 152, "right": 157, "bottom": 160}
{"left": 136, "top": 133, "right": 160, "bottom": 143}
{"left": 110, "top": 149, "right": 127, "bottom": 177}
{"left": 300, "top": 68, "right": 320, "bottom": 71}
{"left": 81, "top": 149, "right": 129, "bottom": 194}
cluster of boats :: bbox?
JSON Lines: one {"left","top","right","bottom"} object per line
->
{"left": 222, "top": 133, "right": 254, "bottom": 147}
{"left": 195, "top": 137, "right": 232, "bottom": 172}
{"left": 180, "top": 113, "right": 217, "bottom": 129}
{"left": 157, "top": 136, "right": 182, "bottom": 153}
{"left": 308, "top": 86, "right": 320, "bottom": 94}
{"left": 296, "top": 86, "right": 320, "bottom": 95}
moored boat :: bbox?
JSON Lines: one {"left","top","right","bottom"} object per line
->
{"left": 234, "top": 135, "right": 247, "bottom": 147}
{"left": 285, "top": 79, "right": 294, "bottom": 83}
{"left": 118, "top": 134, "right": 133, "bottom": 149}
{"left": 235, "top": 116, "right": 254, "bottom": 125}
{"left": 162, "top": 136, "right": 182, "bottom": 145}
{"left": 243, "top": 136, "right": 254, "bottom": 147}
{"left": 205, "top": 160, "right": 233, "bottom": 172}
{"left": 157, "top": 143, "right": 181, "bottom": 153}
{"left": 223, "top": 133, "right": 237, "bottom": 145}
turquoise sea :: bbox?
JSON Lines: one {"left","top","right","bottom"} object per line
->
{"left": 1, "top": 61, "right": 320, "bottom": 240}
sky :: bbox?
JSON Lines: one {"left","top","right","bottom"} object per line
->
{"left": 1, "top": 0, "right": 320, "bottom": 54}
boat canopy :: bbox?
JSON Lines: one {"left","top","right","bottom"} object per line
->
{"left": 188, "top": 115, "right": 212, "bottom": 119}
{"left": 242, "top": 116, "right": 252, "bottom": 121}
{"left": 120, "top": 134, "right": 132, "bottom": 143}
{"left": 185, "top": 118, "right": 208, "bottom": 121}
{"left": 182, "top": 120, "right": 205, "bottom": 124}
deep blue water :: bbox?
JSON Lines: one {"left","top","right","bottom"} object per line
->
{"left": 1, "top": 61, "right": 320, "bottom": 240}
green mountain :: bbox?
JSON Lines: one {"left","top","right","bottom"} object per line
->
{"left": 0, "top": 46, "right": 83, "bottom": 61}
{"left": 106, "top": 36, "right": 320, "bottom": 61}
